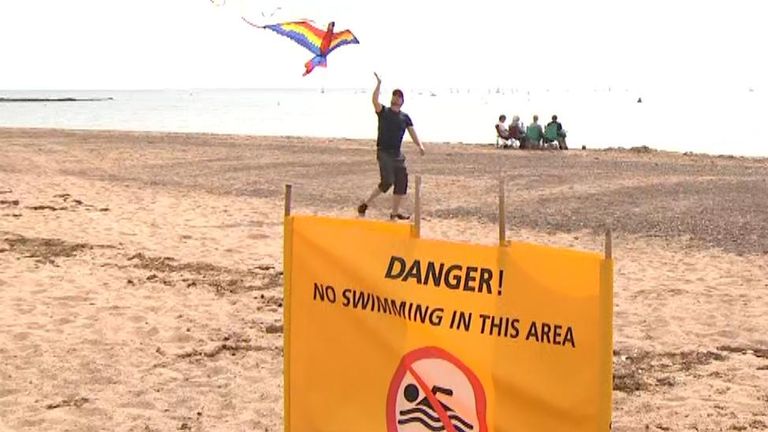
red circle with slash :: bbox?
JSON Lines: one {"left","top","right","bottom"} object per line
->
{"left": 386, "top": 346, "right": 488, "bottom": 432}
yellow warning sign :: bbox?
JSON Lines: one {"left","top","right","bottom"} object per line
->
{"left": 283, "top": 215, "right": 613, "bottom": 431}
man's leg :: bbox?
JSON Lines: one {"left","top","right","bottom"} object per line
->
{"left": 392, "top": 193, "right": 405, "bottom": 217}
{"left": 390, "top": 158, "right": 409, "bottom": 220}
{"left": 358, "top": 152, "right": 394, "bottom": 216}
{"left": 364, "top": 188, "right": 383, "bottom": 204}
{"left": 358, "top": 187, "right": 383, "bottom": 215}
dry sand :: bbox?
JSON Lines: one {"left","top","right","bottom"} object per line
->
{"left": 1, "top": 128, "right": 767, "bottom": 431}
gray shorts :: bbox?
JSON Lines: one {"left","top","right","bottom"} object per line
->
{"left": 376, "top": 150, "right": 408, "bottom": 195}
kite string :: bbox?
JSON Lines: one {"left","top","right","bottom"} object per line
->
{"left": 208, "top": 0, "right": 283, "bottom": 26}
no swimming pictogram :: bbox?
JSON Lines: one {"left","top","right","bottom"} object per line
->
{"left": 386, "top": 347, "right": 488, "bottom": 432}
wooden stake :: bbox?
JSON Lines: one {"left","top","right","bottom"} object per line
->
{"left": 284, "top": 184, "right": 292, "bottom": 217}
{"left": 605, "top": 228, "right": 612, "bottom": 259}
{"left": 499, "top": 176, "right": 506, "bottom": 245}
{"left": 414, "top": 175, "right": 422, "bottom": 237}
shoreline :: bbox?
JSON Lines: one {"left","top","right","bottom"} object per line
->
{"left": 2, "top": 126, "right": 767, "bottom": 162}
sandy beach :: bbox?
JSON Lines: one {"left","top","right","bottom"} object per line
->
{"left": 1, "top": 127, "right": 767, "bottom": 431}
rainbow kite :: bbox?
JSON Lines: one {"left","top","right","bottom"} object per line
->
{"left": 243, "top": 18, "right": 360, "bottom": 76}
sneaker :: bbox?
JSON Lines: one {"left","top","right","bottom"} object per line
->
{"left": 390, "top": 213, "right": 410, "bottom": 221}
{"left": 357, "top": 203, "right": 368, "bottom": 216}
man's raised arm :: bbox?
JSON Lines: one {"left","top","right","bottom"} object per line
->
{"left": 372, "top": 72, "right": 383, "bottom": 113}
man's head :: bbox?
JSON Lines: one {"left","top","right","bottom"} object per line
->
{"left": 499, "top": 114, "right": 507, "bottom": 122}
{"left": 391, "top": 89, "right": 404, "bottom": 109}
{"left": 552, "top": 115, "right": 558, "bottom": 121}
{"left": 533, "top": 115, "right": 539, "bottom": 123}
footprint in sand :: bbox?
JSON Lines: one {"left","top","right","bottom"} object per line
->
{"left": 142, "top": 326, "right": 160, "bottom": 338}
{"left": 16, "top": 417, "right": 46, "bottom": 429}
{"left": 116, "top": 397, "right": 157, "bottom": 411}
{"left": 0, "top": 388, "right": 22, "bottom": 401}
{"left": 13, "top": 302, "right": 37, "bottom": 315}
{"left": 713, "top": 329, "right": 740, "bottom": 339}
{"left": 11, "top": 331, "right": 33, "bottom": 342}
{"left": 53, "top": 316, "right": 77, "bottom": 326}
{"left": 25, "top": 322, "right": 45, "bottom": 330}
{"left": 128, "top": 314, "right": 147, "bottom": 324}
{"left": 51, "top": 294, "right": 91, "bottom": 303}
{"left": 166, "top": 330, "right": 196, "bottom": 344}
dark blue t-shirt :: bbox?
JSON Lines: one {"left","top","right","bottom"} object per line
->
{"left": 376, "top": 106, "right": 413, "bottom": 155}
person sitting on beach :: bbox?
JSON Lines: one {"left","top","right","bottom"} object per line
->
{"left": 495, "top": 115, "right": 513, "bottom": 148}
{"left": 508, "top": 115, "right": 527, "bottom": 149}
{"left": 544, "top": 115, "right": 568, "bottom": 150}
{"left": 525, "top": 115, "right": 544, "bottom": 149}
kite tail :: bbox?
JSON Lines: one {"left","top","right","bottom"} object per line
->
{"left": 303, "top": 55, "right": 327, "bottom": 76}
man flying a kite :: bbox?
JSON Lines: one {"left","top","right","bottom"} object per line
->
{"left": 242, "top": 18, "right": 360, "bottom": 76}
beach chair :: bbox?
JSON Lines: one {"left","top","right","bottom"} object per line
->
{"left": 525, "top": 124, "right": 543, "bottom": 149}
{"left": 544, "top": 123, "right": 568, "bottom": 150}
{"left": 544, "top": 123, "right": 560, "bottom": 149}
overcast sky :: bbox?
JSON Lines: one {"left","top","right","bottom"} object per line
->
{"left": 1, "top": 0, "right": 765, "bottom": 91}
